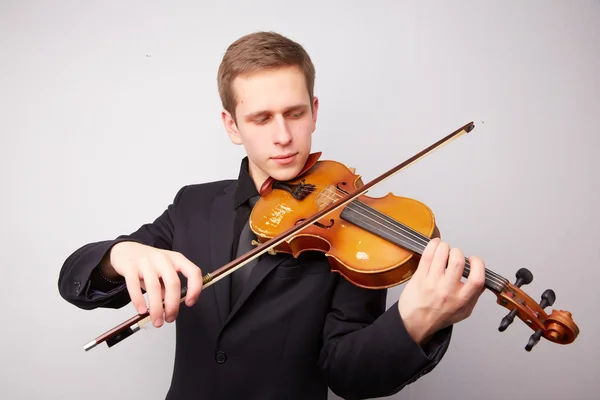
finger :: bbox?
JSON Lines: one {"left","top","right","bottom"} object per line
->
{"left": 428, "top": 240, "right": 450, "bottom": 279}
{"left": 170, "top": 252, "right": 203, "bottom": 306}
{"left": 139, "top": 258, "right": 164, "bottom": 327}
{"left": 415, "top": 238, "right": 440, "bottom": 279}
{"left": 123, "top": 265, "right": 147, "bottom": 315}
{"left": 461, "top": 256, "right": 486, "bottom": 301}
{"left": 153, "top": 254, "right": 181, "bottom": 323}
{"left": 445, "top": 247, "right": 466, "bottom": 285}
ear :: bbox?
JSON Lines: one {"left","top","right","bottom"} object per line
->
{"left": 221, "top": 109, "right": 243, "bottom": 145}
{"left": 311, "top": 96, "right": 319, "bottom": 132}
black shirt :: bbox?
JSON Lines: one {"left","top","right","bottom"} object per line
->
{"left": 231, "top": 156, "right": 260, "bottom": 259}
{"left": 229, "top": 157, "right": 262, "bottom": 305}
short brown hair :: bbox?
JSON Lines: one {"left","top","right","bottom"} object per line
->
{"left": 217, "top": 31, "right": 316, "bottom": 122}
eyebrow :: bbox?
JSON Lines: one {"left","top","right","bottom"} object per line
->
{"left": 244, "top": 104, "right": 308, "bottom": 120}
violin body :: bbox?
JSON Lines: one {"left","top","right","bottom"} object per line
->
{"left": 250, "top": 159, "right": 440, "bottom": 289}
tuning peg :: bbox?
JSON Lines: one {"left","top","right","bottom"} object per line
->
{"left": 522, "top": 291, "right": 556, "bottom": 351}
{"left": 498, "top": 309, "right": 518, "bottom": 332}
{"left": 539, "top": 289, "right": 556, "bottom": 309}
{"left": 498, "top": 268, "right": 534, "bottom": 332}
{"left": 514, "top": 268, "right": 533, "bottom": 288}
{"left": 526, "top": 329, "right": 544, "bottom": 351}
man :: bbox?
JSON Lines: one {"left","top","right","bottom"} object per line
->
{"left": 58, "top": 31, "right": 486, "bottom": 399}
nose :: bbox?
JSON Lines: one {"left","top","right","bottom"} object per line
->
{"left": 273, "top": 116, "right": 292, "bottom": 146}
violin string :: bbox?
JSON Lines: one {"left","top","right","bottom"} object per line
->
{"left": 325, "top": 187, "right": 509, "bottom": 288}
{"left": 317, "top": 188, "right": 508, "bottom": 290}
{"left": 292, "top": 185, "right": 508, "bottom": 290}
{"left": 331, "top": 187, "right": 508, "bottom": 289}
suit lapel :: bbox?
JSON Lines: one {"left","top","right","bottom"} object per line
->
{"left": 224, "top": 250, "right": 287, "bottom": 325}
{"left": 208, "top": 182, "right": 236, "bottom": 326}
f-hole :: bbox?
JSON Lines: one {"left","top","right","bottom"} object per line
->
{"left": 336, "top": 182, "right": 348, "bottom": 193}
{"left": 295, "top": 218, "right": 335, "bottom": 229}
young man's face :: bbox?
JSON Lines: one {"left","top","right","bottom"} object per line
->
{"left": 222, "top": 65, "right": 318, "bottom": 189}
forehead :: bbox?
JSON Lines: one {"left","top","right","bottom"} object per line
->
{"left": 232, "top": 66, "right": 310, "bottom": 115}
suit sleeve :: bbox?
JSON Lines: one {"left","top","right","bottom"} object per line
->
{"left": 57, "top": 185, "right": 188, "bottom": 310}
{"left": 318, "top": 276, "right": 452, "bottom": 400}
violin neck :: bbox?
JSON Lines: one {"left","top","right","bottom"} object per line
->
{"left": 339, "top": 199, "right": 509, "bottom": 293}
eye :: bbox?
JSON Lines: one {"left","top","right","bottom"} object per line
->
{"left": 254, "top": 116, "right": 270, "bottom": 124}
{"left": 288, "top": 111, "right": 304, "bottom": 118}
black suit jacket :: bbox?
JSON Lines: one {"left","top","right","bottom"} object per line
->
{"left": 58, "top": 180, "right": 452, "bottom": 400}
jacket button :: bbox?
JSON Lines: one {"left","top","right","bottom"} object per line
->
{"left": 215, "top": 351, "right": 227, "bottom": 364}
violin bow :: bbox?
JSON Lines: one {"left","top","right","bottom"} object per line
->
{"left": 83, "top": 121, "right": 474, "bottom": 351}
{"left": 85, "top": 121, "right": 575, "bottom": 352}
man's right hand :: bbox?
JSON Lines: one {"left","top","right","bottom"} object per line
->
{"left": 100, "top": 241, "right": 203, "bottom": 327}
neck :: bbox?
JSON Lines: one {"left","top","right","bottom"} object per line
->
{"left": 339, "top": 198, "right": 509, "bottom": 292}
{"left": 247, "top": 160, "right": 269, "bottom": 193}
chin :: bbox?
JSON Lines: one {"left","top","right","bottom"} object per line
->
{"left": 266, "top": 158, "right": 305, "bottom": 182}
{"left": 267, "top": 167, "right": 301, "bottom": 182}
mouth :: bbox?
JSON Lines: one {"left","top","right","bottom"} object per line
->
{"left": 270, "top": 152, "right": 298, "bottom": 165}
{"left": 271, "top": 152, "right": 297, "bottom": 160}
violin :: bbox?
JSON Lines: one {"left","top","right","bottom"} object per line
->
{"left": 83, "top": 121, "right": 579, "bottom": 352}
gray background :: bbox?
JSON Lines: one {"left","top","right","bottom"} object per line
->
{"left": 1, "top": 1, "right": 598, "bottom": 399}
